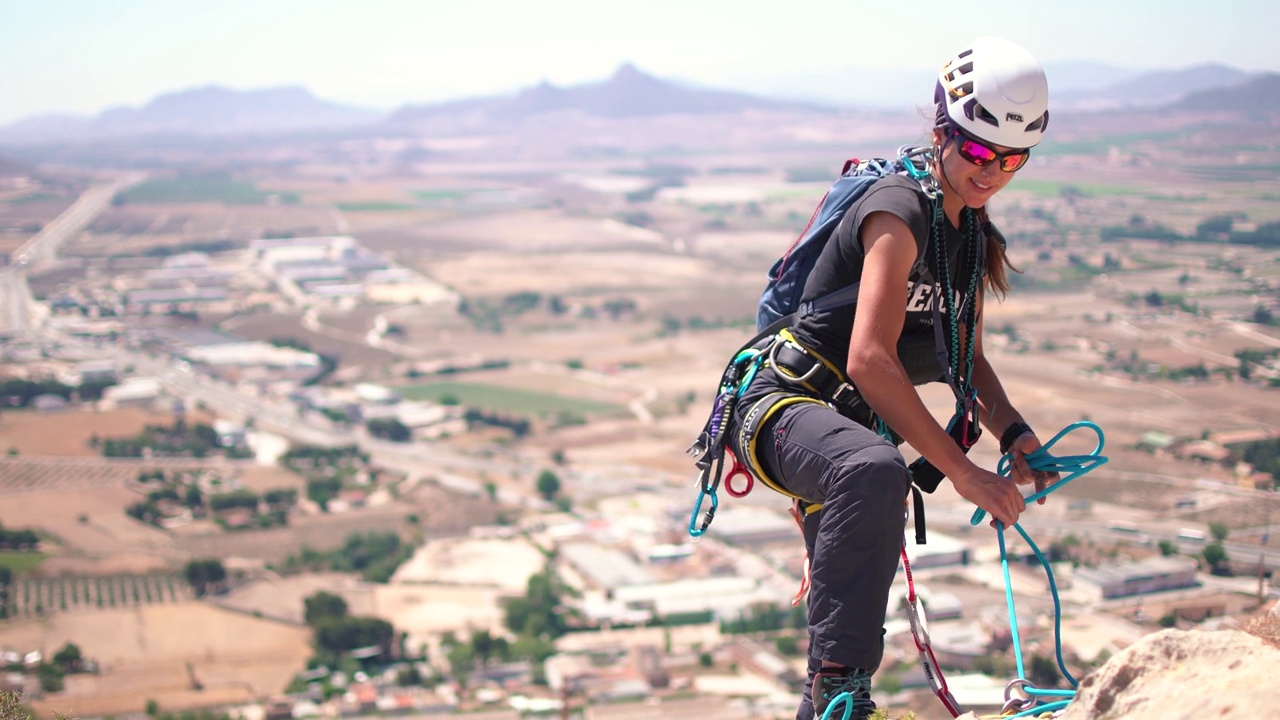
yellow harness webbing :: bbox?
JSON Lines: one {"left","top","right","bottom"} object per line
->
{"left": 736, "top": 390, "right": 826, "bottom": 516}
{"left": 771, "top": 327, "right": 850, "bottom": 398}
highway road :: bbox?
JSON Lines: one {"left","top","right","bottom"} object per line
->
{"left": 0, "top": 269, "right": 34, "bottom": 335}
{"left": 9, "top": 172, "right": 146, "bottom": 269}
{"left": 2, "top": 173, "right": 146, "bottom": 336}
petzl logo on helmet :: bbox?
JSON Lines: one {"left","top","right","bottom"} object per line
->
{"left": 1006, "top": 112, "right": 1024, "bottom": 122}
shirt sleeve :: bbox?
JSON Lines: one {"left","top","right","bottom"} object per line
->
{"left": 848, "top": 175, "right": 929, "bottom": 259}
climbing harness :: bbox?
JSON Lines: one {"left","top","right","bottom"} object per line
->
{"left": 687, "top": 152, "right": 990, "bottom": 542}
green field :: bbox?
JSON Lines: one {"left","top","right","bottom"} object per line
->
{"left": 1036, "top": 129, "right": 1192, "bottom": 156}
{"left": 0, "top": 551, "right": 45, "bottom": 574}
{"left": 412, "top": 189, "right": 476, "bottom": 202}
{"left": 335, "top": 201, "right": 417, "bottom": 211}
{"left": 398, "top": 381, "right": 623, "bottom": 416}
{"left": 2, "top": 192, "right": 68, "bottom": 205}
{"left": 1009, "top": 178, "right": 1144, "bottom": 198}
{"left": 1184, "top": 165, "right": 1280, "bottom": 183}
{"left": 115, "top": 174, "right": 298, "bottom": 204}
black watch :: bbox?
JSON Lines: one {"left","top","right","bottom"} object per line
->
{"left": 1000, "top": 421, "right": 1034, "bottom": 455}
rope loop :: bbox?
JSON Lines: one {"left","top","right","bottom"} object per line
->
{"left": 971, "top": 420, "right": 1108, "bottom": 526}
{"left": 959, "top": 421, "right": 1109, "bottom": 717}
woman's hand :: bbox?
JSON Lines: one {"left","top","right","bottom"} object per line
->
{"left": 1006, "top": 431, "right": 1058, "bottom": 505}
{"left": 951, "top": 465, "right": 1026, "bottom": 527}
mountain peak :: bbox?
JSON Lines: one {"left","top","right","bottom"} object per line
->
{"left": 611, "top": 63, "right": 646, "bottom": 81}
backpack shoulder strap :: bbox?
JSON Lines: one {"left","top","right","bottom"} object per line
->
{"left": 796, "top": 168, "right": 936, "bottom": 322}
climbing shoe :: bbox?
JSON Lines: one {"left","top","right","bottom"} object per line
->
{"left": 812, "top": 666, "right": 875, "bottom": 719}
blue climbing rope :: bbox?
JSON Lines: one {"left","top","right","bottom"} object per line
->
{"left": 970, "top": 420, "right": 1110, "bottom": 716}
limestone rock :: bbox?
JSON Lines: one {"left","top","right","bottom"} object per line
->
{"left": 1057, "top": 628, "right": 1278, "bottom": 719}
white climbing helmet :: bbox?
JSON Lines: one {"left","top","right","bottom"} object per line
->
{"left": 936, "top": 36, "right": 1050, "bottom": 149}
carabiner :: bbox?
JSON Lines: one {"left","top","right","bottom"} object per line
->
{"left": 688, "top": 485, "right": 718, "bottom": 538}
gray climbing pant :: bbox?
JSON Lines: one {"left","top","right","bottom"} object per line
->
{"left": 748, "top": 397, "right": 910, "bottom": 719}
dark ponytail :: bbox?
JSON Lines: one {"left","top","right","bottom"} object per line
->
{"left": 976, "top": 207, "right": 1018, "bottom": 298}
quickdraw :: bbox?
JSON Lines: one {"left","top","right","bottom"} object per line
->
{"left": 901, "top": 544, "right": 965, "bottom": 717}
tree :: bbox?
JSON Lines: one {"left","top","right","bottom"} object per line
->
{"left": 1158, "top": 540, "right": 1179, "bottom": 556}
{"left": 313, "top": 616, "right": 395, "bottom": 658}
{"left": 535, "top": 470, "right": 561, "bottom": 501}
{"left": 775, "top": 635, "right": 799, "bottom": 656}
{"left": 0, "top": 566, "right": 11, "bottom": 617}
{"left": 366, "top": 418, "right": 411, "bottom": 443}
{"left": 1196, "top": 214, "right": 1236, "bottom": 239}
{"left": 1202, "top": 544, "right": 1231, "bottom": 576}
{"left": 1208, "top": 522, "right": 1229, "bottom": 543}
{"left": 469, "top": 629, "right": 507, "bottom": 668}
{"left": 876, "top": 673, "right": 902, "bottom": 697}
{"left": 395, "top": 664, "right": 422, "bottom": 687}
{"left": 184, "top": 559, "right": 227, "bottom": 597}
{"left": 52, "top": 642, "right": 82, "bottom": 672}
{"left": 446, "top": 642, "right": 476, "bottom": 687}
{"left": 1028, "top": 654, "right": 1060, "bottom": 689}
{"left": 304, "top": 591, "right": 349, "bottom": 627}
{"left": 36, "top": 663, "right": 64, "bottom": 693}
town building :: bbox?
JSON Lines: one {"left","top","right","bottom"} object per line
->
{"left": 1074, "top": 556, "right": 1199, "bottom": 600}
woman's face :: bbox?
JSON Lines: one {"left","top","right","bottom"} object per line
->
{"left": 933, "top": 128, "right": 1022, "bottom": 208}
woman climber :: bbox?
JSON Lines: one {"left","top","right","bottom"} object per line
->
{"left": 727, "top": 36, "right": 1058, "bottom": 720}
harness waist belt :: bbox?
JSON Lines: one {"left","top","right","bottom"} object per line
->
{"left": 771, "top": 339, "right": 873, "bottom": 426}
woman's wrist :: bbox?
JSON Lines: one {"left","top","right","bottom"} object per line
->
{"left": 999, "top": 421, "right": 1034, "bottom": 454}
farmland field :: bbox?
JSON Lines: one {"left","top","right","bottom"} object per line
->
{"left": 398, "top": 380, "right": 625, "bottom": 415}
{"left": 114, "top": 174, "right": 295, "bottom": 205}
{"left": 0, "top": 550, "right": 45, "bottom": 574}
{"left": 4, "top": 602, "right": 311, "bottom": 719}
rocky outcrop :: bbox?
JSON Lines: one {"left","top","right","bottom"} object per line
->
{"left": 1056, "top": 627, "right": 1278, "bottom": 719}
{"left": 951, "top": 621, "right": 1279, "bottom": 720}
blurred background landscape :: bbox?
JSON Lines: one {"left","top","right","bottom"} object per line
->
{"left": 1, "top": 2, "right": 1279, "bottom": 719}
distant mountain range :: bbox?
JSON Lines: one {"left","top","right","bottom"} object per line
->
{"left": 0, "top": 86, "right": 382, "bottom": 144}
{"left": 1175, "top": 73, "right": 1280, "bottom": 113}
{"left": 384, "top": 63, "right": 828, "bottom": 131}
{"left": 1054, "top": 62, "right": 1260, "bottom": 110}
{"left": 1, "top": 62, "right": 1276, "bottom": 145}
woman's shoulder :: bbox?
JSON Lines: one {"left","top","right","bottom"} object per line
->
{"left": 866, "top": 173, "right": 929, "bottom": 196}
{"left": 856, "top": 173, "right": 930, "bottom": 222}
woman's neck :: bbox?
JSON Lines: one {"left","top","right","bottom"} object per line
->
{"left": 931, "top": 165, "right": 967, "bottom": 227}
{"left": 942, "top": 191, "right": 966, "bottom": 228}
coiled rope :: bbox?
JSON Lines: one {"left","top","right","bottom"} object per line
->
{"left": 821, "top": 421, "right": 1109, "bottom": 720}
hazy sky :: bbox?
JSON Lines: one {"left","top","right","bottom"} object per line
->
{"left": 3, "top": 0, "right": 1277, "bottom": 125}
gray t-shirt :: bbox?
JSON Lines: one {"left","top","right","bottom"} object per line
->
{"left": 789, "top": 174, "right": 981, "bottom": 386}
